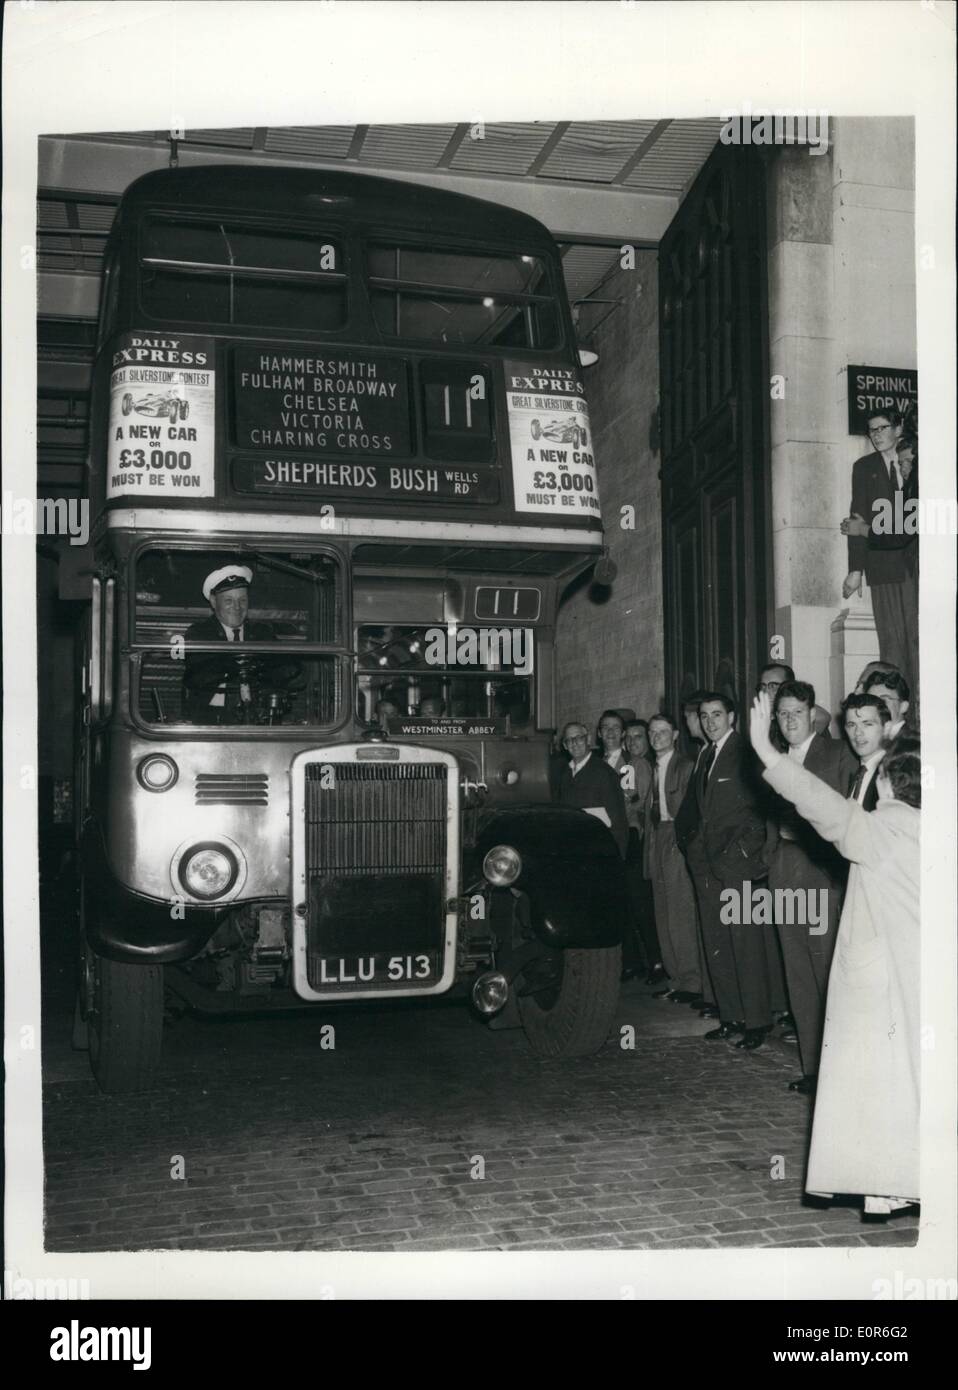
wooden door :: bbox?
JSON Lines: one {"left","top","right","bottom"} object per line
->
{"left": 659, "top": 144, "right": 771, "bottom": 716}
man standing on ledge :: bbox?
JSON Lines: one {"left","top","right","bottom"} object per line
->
{"left": 840, "top": 408, "right": 919, "bottom": 698}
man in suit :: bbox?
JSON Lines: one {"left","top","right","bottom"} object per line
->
{"left": 644, "top": 714, "right": 701, "bottom": 1002}
{"left": 864, "top": 670, "right": 914, "bottom": 741}
{"left": 766, "top": 681, "right": 858, "bottom": 1094}
{"left": 674, "top": 690, "right": 718, "bottom": 1014}
{"left": 684, "top": 693, "right": 774, "bottom": 1049}
{"left": 184, "top": 563, "right": 296, "bottom": 724}
{"left": 556, "top": 721, "right": 628, "bottom": 858}
{"left": 620, "top": 720, "right": 660, "bottom": 982}
{"left": 842, "top": 693, "right": 891, "bottom": 811}
{"left": 840, "top": 409, "right": 919, "bottom": 698}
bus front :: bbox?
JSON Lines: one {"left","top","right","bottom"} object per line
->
{"left": 78, "top": 167, "right": 627, "bottom": 1091}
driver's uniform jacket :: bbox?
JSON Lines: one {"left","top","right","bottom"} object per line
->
{"left": 183, "top": 617, "right": 291, "bottom": 723}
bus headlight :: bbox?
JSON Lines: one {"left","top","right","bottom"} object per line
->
{"left": 483, "top": 844, "right": 521, "bottom": 887}
{"left": 179, "top": 843, "right": 238, "bottom": 900}
{"left": 137, "top": 754, "right": 178, "bottom": 791}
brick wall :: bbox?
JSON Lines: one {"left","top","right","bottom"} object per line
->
{"left": 555, "top": 251, "right": 664, "bottom": 734}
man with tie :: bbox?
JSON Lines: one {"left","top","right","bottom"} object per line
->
{"left": 840, "top": 409, "right": 919, "bottom": 697}
{"left": 683, "top": 694, "right": 774, "bottom": 1049}
{"left": 184, "top": 562, "right": 293, "bottom": 724}
{"left": 765, "top": 681, "right": 858, "bottom": 1094}
{"left": 644, "top": 714, "right": 701, "bottom": 1002}
{"left": 843, "top": 692, "right": 892, "bottom": 810}
{"left": 864, "top": 670, "right": 914, "bottom": 741}
{"left": 556, "top": 722, "right": 628, "bottom": 859}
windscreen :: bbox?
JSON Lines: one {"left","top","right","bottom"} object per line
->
{"left": 356, "top": 623, "right": 533, "bottom": 728}
{"left": 133, "top": 547, "right": 342, "bottom": 728}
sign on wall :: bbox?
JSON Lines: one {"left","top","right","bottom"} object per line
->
{"left": 107, "top": 334, "right": 215, "bottom": 497}
{"left": 505, "top": 362, "right": 601, "bottom": 519}
{"left": 847, "top": 365, "right": 918, "bottom": 436}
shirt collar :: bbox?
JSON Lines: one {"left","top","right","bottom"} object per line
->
{"left": 710, "top": 728, "right": 734, "bottom": 758}
{"left": 571, "top": 751, "right": 592, "bottom": 774}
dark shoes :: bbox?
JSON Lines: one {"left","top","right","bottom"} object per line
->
{"left": 620, "top": 968, "right": 638, "bottom": 982}
{"left": 645, "top": 965, "right": 668, "bottom": 986}
{"left": 699, "top": 1004, "right": 720, "bottom": 1019}
{"left": 735, "top": 1026, "right": 772, "bottom": 1050}
{"left": 788, "top": 1074, "right": 817, "bottom": 1095}
{"left": 652, "top": 987, "right": 674, "bottom": 998}
{"left": 704, "top": 1022, "right": 744, "bottom": 1041}
{"left": 672, "top": 991, "right": 703, "bottom": 1005}
{"left": 780, "top": 1029, "right": 798, "bottom": 1043}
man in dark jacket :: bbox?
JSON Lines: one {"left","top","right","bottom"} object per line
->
{"left": 556, "top": 721, "right": 628, "bottom": 859}
{"left": 184, "top": 563, "right": 296, "bottom": 724}
{"left": 766, "top": 680, "right": 858, "bottom": 1093}
{"left": 840, "top": 409, "right": 918, "bottom": 697}
{"left": 684, "top": 693, "right": 775, "bottom": 1049}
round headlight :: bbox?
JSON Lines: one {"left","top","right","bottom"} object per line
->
{"left": 483, "top": 844, "right": 522, "bottom": 887}
{"left": 137, "top": 754, "right": 178, "bottom": 792}
{"left": 179, "top": 844, "right": 237, "bottom": 900}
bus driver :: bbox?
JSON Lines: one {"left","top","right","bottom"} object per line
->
{"left": 183, "top": 563, "right": 297, "bottom": 724}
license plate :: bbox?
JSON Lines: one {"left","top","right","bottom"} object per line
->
{"left": 313, "top": 952, "right": 438, "bottom": 987}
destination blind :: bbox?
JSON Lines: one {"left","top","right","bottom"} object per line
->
{"left": 230, "top": 346, "right": 499, "bottom": 502}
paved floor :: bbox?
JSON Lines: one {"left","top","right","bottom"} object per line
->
{"left": 42, "top": 893, "right": 919, "bottom": 1253}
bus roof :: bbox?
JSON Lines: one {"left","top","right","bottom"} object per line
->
{"left": 118, "top": 166, "right": 558, "bottom": 249}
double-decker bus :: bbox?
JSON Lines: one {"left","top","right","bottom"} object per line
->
{"left": 73, "top": 166, "right": 627, "bottom": 1091}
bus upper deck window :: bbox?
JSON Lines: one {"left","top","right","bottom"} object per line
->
{"left": 140, "top": 217, "right": 346, "bottom": 331}
{"left": 366, "top": 243, "right": 559, "bottom": 350}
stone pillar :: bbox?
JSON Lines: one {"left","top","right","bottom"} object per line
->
{"left": 767, "top": 118, "right": 915, "bottom": 711}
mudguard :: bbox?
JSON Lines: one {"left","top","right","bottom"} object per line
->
{"left": 471, "top": 804, "right": 628, "bottom": 949}
{"left": 81, "top": 820, "right": 226, "bottom": 963}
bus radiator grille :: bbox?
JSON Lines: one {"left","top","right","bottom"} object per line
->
{"left": 304, "top": 762, "right": 445, "bottom": 875}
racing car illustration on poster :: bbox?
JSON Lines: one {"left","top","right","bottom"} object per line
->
{"left": 121, "top": 390, "right": 190, "bottom": 422}
{"left": 530, "top": 417, "right": 588, "bottom": 449}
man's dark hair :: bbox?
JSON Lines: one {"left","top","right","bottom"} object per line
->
{"left": 842, "top": 692, "right": 891, "bottom": 723}
{"left": 648, "top": 711, "right": 678, "bottom": 732}
{"left": 881, "top": 735, "right": 921, "bottom": 809}
{"left": 773, "top": 679, "right": 815, "bottom": 713}
{"left": 866, "top": 407, "right": 904, "bottom": 429}
{"left": 597, "top": 708, "right": 626, "bottom": 733}
{"left": 760, "top": 661, "right": 796, "bottom": 682}
{"left": 699, "top": 691, "right": 736, "bottom": 716}
{"left": 865, "top": 669, "right": 911, "bottom": 703}
{"left": 625, "top": 718, "right": 649, "bottom": 734}
{"left": 682, "top": 688, "right": 710, "bottom": 711}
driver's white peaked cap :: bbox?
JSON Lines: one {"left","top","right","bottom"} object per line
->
{"left": 203, "top": 565, "right": 253, "bottom": 601}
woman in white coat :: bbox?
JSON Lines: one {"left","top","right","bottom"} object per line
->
{"left": 749, "top": 692, "right": 920, "bottom": 1215}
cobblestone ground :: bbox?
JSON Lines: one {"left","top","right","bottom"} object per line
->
{"left": 42, "top": 905, "right": 919, "bottom": 1253}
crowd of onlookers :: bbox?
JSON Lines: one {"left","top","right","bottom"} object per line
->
{"left": 553, "top": 655, "right": 920, "bottom": 1219}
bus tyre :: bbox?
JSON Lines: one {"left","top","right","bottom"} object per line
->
{"left": 531, "top": 419, "right": 541, "bottom": 440}
{"left": 122, "top": 393, "right": 133, "bottom": 415}
{"left": 88, "top": 954, "right": 164, "bottom": 1093}
{"left": 517, "top": 945, "right": 621, "bottom": 1058}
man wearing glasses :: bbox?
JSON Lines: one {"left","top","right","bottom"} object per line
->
{"left": 765, "top": 681, "right": 858, "bottom": 1095}
{"left": 556, "top": 721, "right": 628, "bottom": 858}
{"left": 840, "top": 409, "right": 918, "bottom": 698}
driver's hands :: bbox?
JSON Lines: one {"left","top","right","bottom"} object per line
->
{"left": 842, "top": 570, "right": 863, "bottom": 599}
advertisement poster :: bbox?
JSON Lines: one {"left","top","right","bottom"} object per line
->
{"left": 107, "top": 333, "right": 215, "bottom": 497}
{"left": 505, "top": 362, "right": 601, "bottom": 519}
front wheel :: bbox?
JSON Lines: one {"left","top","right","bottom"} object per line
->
{"left": 84, "top": 936, "right": 164, "bottom": 1093}
{"left": 122, "top": 393, "right": 133, "bottom": 415}
{"left": 517, "top": 945, "right": 621, "bottom": 1057}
